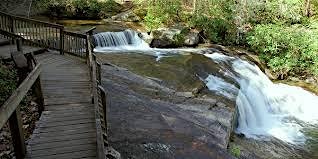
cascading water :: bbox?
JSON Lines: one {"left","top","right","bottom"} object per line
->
{"left": 204, "top": 53, "right": 318, "bottom": 144}
{"left": 93, "top": 29, "right": 150, "bottom": 52}
{"left": 93, "top": 29, "right": 202, "bottom": 60}
{"left": 93, "top": 29, "right": 318, "bottom": 144}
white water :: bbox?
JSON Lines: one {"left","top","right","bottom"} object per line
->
{"left": 93, "top": 29, "right": 318, "bottom": 144}
{"left": 93, "top": 30, "right": 203, "bottom": 61}
{"left": 204, "top": 53, "right": 318, "bottom": 144}
{"left": 93, "top": 29, "right": 150, "bottom": 51}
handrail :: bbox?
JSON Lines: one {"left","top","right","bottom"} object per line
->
{"left": 0, "top": 11, "right": 63, "bottom": 29}
{"left": 0, "top": 11, "right": 88, "bottom": 58}
{"left": 0, "top": 12, "right": 114, "bottom": 158}
{"left": 88, "top": 34, "right": 106, "bottom": 159}
{"left": 0, "top": 60, "right": 42, "bottom": 159}
{"left": 0, "top": 64, "right": 41, "bottom": 128}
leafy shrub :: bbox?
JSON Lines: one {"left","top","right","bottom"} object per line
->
{"left": 247, "top": 24, "right": 318, "bottom": 78}
{"left": 190, "top": 15, "right": 235, "bottom": 44}
{"left": 241, "top": 0, "right": 303, "bottom": 25}
{"left": 144, "top": 0, "right": 182, "bottom": 31}
{"left": 36, "top": 0, "right": 121, "bottom": 19}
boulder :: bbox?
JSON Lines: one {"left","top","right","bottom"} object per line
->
{"left": 149, "top": 28, "right": 181, "bottom": 48}
{"left": 111, "top": 10, "right": 141, "bottom": 22}
{"left": 184, "top": 31, "right": 200, "bottom": 46}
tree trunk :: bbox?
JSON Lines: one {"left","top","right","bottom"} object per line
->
{"left": 305, "top": 0, "right": 311, "bottom": 17}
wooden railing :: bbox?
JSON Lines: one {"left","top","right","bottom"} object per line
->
{"left": 86, "top": 31, "right": 110, "bottom": 159}
{"left": 0, "top": 38, "right": 43, "bottom": 159}
{"left": 0, "top": 12, "right": 111, "bottom": 159}
{"left": 0, "top": 11, "right": 88, "bottom": 58}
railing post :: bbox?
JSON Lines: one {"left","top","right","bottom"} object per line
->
{"left": 8, "top": 106, "right": 26, "bottom": 159}
{"left": 60, "top": 28, "right": 64, "bottom": 55}
{"left": 10, "top": 16, "right": 14, "bottom": 33}
{"left": 86, "top": 35, "right": 90, "bottom": 65}
{"left": 16, "top": 38, "right": 22, "bottom": 52}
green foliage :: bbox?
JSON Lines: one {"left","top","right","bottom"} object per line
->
{"left": 230, "top": 145, "right": 241, "bottom": 158}
{"left": 190, "top": 15, "right": 234, "bottom": 44}
{"left": 36, "top": 0, "right": 121, "bottom": 19}
{"left": 240, "top": 0, "right": 303, "bottom": 24}
{"left": 247, "top": 24, "right": 318, "bottom": 77}
{"left": 173, "top": 28, "right": 189, "bottom": 46}
{"left": 190, "top": 0, "right": 235, "bottom": 44}
{"left": 144, "top": 0, "right": 182, "bottom": 30}
{"left": 0, "top": 63, "right": 17, "bottom": 105}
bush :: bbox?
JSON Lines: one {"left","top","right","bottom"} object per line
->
{"left": 190, "top": 15, "right": 235, "bottom": 44}
{"left": 144, "top": 0, "right": 182, "bottom": 31}
{"left": 247, "top": 24, "right": 318, "bottom": 78}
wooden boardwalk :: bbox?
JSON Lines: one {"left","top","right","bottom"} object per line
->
{"left": 25, "top": 51, "right": 97, "bottom": 159}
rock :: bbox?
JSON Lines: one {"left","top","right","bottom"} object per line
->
{"left": 216, "top": 102, "right": 227, "bottom": 108}
{"left": 305, "top": 77, "right": 315, "bottom": 83}
{"left": 138, "top": 32, "right": 153, "bottom": 44}
{"left": 191, "top": 80, "right": 206, "bottom": 95}
{"left": 176, "top": 92, "right": 193, "bottom": 98}
{"left": 150, "top": 28, "right": 181, "bottom": 48}
{"left": 209, "top": 104, "right": 216, "bottom": 110}
{"left": 150, "top": 39, "right": 174, "bottom": 48}
{"left": 265, "top": 69, "right": 278, "bottom": 80}
{"left": 111, "top": 10, "right": 141, "bottom": 22}
{"left": 184, "top": 31, "right": 200, "bottom": 46}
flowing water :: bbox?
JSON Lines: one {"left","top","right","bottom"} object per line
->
{"left": 94, "top": 30, "right": 318, "bottom": 158}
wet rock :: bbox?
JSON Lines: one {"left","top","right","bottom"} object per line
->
{"left": 138, "top": 32, "right": 153, "bottom": 44}
{"left": 111, "top": 10, "right": 141, "bottom": 22}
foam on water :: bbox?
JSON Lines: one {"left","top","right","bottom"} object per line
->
{"left": 204, "top": 53, "right": 318, "bottom": 144}
{"left": 93, "top": 29, "right": 150, "bottom": 52}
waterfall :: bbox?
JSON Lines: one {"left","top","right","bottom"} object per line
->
{"left": 204, "top": 53, "right": 318, "bottom": 144}
{"left": 93, "top": 29, "right": 150, "bottom": 52}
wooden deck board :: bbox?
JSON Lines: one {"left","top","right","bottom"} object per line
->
{"left": 26, "top": 52, "right": 97, "bottom": 159}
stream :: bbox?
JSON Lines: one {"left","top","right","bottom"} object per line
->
{"left": 92, "top": 29, "right": 318, "bottom": 159}
{"left": 34, "top": 16, "right": 317, "bottom": 158}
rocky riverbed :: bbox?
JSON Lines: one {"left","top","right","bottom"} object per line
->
{"left": 97, "top": 53, "right": 238, "bottom": 158}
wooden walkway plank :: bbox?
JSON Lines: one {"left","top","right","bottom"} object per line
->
{"left": 26, "top": 51, "right": 97, "bottom": 159}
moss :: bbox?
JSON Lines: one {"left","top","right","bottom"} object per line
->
{"left": 230, "top": 145, "right": 241, "bottom": 158}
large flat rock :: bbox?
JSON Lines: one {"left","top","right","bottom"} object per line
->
{"left": 101, "top": 61, "right": 237, "bottom": 159}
